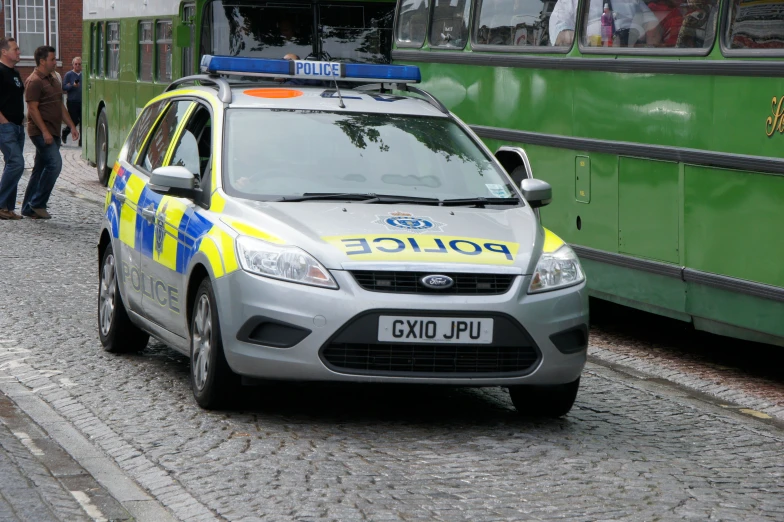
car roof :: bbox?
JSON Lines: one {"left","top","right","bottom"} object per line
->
{"left": 169, "top": 84, "right": 451, "bottom": 118}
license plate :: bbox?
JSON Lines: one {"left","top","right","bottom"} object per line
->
{"left": 378, "top": 316, "right": 493, "bottom": 344}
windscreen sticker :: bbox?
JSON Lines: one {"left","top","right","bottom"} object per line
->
{"left": 485, "top": 184, "right": 511, "bottom": 198}
{"left": 322, "top": 234, "right": 519, "bottom": 265}
{"left": 374, "top": 211, "right": 445, "bottom": 233}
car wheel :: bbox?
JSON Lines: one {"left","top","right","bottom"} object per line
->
{"left": 98, "top": 244, "right": 150, "bottom": 353}
{"left": 508, "top": 378, "right": 580, "bottom": 418}
{"left": 96, "top": 109, "right": 110, "bottom": 185}
{"left": 190, "top": 278, "right": 238, "bottom": 409}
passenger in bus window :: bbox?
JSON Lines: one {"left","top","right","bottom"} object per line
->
{"left": 646, "top": 0, "right": 684, "bottom": 46}
{"left": 550, "top": 0, "right": 661, "bottom": 47}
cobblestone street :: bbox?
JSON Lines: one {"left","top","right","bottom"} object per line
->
{"left": 0, "top": 147, "right": 782, "bottom": 521}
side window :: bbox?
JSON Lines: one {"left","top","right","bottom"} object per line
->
{"left": 578, "top": 0, "right": 719, "bottom": 50}
{"left": 725, "top": 0, "right": 784, "bottom": 53}
{"left": 139, "top": 21, "right": 154, "bottom": 82}
{"left": 136, "top": 101, "right": 194, "bottom": 173}
{"left": 125, "top": 100, "right": 167, "bottom": 164}
{"left": 182, "top": 4, "right": 196, "bottom": 76}
{"left": 397, "top": 0, "right": 430, "bottom": 47}
{"left": 157, "top": 20, "right": 173, "bottom": 82}
{"left": 474, "top": 0, "right": 559, "bottom": 48}
{"left": 169, "top": 105, "right": 212, "bottom": 184}
{"left": 430, "top": 0, "right": 471, "bottom": 48}
{"left": 90, "top": 24, "right": 96, "bottom": 76}
{"left": 98, "top": 22, "right": 105, "bottom": 77}
{"left": 108, "top": 22, "right": 120, "bottom": 79}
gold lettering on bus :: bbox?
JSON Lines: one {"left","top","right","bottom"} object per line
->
{"left": 766, "top": 96, "right": 784, "bottom": 137}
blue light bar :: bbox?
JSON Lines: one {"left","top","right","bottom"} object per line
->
{"left": 200, "top": 55, "right": 421, "bottom": 84}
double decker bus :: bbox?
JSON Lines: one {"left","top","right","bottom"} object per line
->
{"left": 392, "top": 0, "right": 784, "bottom": 346}
{"left": 83, "top": 0, "right": 395, "bottom": 184}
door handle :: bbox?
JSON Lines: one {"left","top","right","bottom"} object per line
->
{"left": 113, "top": 190, "right": 126, "bottom": 203}
{"left": 141, "top": 205, "right": 156, "bottom": 223}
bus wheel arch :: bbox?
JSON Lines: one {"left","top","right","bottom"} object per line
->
{"left": 96, "top": 107, "right": 110, "bottom": 185}
{"left": 495, "top": 146, "right": 534, "bottom": 187}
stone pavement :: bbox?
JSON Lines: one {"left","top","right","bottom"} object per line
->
{"left": 0, "top": 143, "right": 782, "bottom": 521}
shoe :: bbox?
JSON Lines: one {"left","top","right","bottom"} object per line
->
{"left": 25, "top": 208, "right": 51, "bottom": 220}
{"left": 0, "top": 209, "right": 22, "bottom": 220}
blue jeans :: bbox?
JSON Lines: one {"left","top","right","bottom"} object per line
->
{"left": 23, "top": 135, "right": 62, "bottom": 214}
{"left": 0, "top": 123, "right": 26, "bottom": 211}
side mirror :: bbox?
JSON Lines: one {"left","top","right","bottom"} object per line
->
{"left": 150, "top": 166, "right": 200, "bottom": 199}
{"left": 521, "top": 178, "right": 552, "bottom": 209}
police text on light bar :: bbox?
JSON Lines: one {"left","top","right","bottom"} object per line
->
{"left": 199, "top": 55, "right": 421, "bottom": 84}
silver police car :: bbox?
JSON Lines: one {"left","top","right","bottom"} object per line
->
{"left": 97, "top": 57, "right": 588, "bottom": 417}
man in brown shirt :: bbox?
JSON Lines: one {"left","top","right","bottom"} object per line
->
{"left": 21, "top": 46, "right": 78, "bottom": 219}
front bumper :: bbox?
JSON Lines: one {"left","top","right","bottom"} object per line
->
{"left": 214, "top": 269, "right": 588, "bottom": 385}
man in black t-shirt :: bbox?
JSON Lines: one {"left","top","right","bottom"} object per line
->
{"left": 0, "top": 37, "right": 25, "bottom": 220}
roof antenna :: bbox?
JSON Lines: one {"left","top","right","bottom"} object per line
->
{"left": 332, "top": 78, "right": 345, "bottom": 109}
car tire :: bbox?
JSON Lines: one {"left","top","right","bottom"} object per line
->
{"left": 508, "top": 378, "right": 580, "bottom": 418}
{"left": 96, "top": 109, "right": 110, "bottom": 185}
{"left": 98, "top": 244, "right": 150, "bottom": 353}
{"left": 190, "top": 278, "right": 238, "bottom": 409}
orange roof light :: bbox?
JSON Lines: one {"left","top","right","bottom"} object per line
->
{"left": 244, "top": 88, "right": 303, "bottom": 99}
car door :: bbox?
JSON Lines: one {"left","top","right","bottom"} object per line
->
{"left": 109, "top": 99, "right": 167, "bottom": 315}
{"left": 137, "top": 100, "right": 202, "bottom": 336}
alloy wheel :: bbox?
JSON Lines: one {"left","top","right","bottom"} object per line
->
{"left": 192, "top": 294, "right": 212, "bottom": 391}
{"left": 99, "top": 253, "right": 116, "bottom": 337}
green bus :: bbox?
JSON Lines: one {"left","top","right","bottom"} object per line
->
{"left": 392, "top": 0, "right": 784, "bottom": 346}
{"left": 82, "top": 0, "right": 396, "bottom": 184}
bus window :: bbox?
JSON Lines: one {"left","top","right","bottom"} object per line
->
{"left": 98, "top": 22, "right": 105, "bottom": 77}
{"left": 573, "top": 0, "right": 719, "bottom": 50}
{"left": 139, "top": 21, "right": 154, "bottom": 82}
{"left": 125, "top": 100, "right": 167, "bottom": 164}
{"left": 725, "top": 0, "right": 784, "bottom": 52}
{"left": 107, "top": 22, "right": 120, "bottom": 79}
{"left": 203, "top": 1, "right": 313, "bottom": 59}
{"left": 320, "top": 3, "right": 394, "bottom": 63}
{"left": 474, "top": 0, "right": 558, "bottom": 48}
{"left": 157, "top": 20, "right": 173, "bottom": 81}
{"left": 182, "top": 4, "right": 196, "bottom": 76}
{"left": 90, "top": 23, "right": 96, "bottom": 76}
{"left": 396, "top": 0, "right": 429, "bottom": 47}
{"left": 430, "top": 0, "right": 471, "bottom": 48}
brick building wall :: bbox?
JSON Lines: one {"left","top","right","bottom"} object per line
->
{"left": 2, "top": 0, "right": 82, "bottom": 82}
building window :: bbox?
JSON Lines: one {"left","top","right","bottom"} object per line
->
{"left": 107, "top": 22, "right": 119, "bottom": 78}
{"left": 139, "top": 21, "right": 153, "bottom": 82}
{"left": 182, "top": 4, "right": 196, "bottom": 76}
{"left": 8, "top": 0, "right": 58, "bottom": 58}
{"left": 156, "top": 20, "right": 172, "bottom": 82}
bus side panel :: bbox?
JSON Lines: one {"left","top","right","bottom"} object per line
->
{"left": 417, "top": 63, "right": 574, "bottom": 137}
{"left": 684, "top": 165, "right": 784, "bottom": 288}
{"left": 713, "top": 76, "right": 784, "bottom": 158}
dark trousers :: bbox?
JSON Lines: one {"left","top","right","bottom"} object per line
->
{"left": 0, "top": 123, "right": 26, "bottom": 211}
{"left": 23, "top": 135, "right": 62, "bottom": 213}
{"left": 63, "top": 101, "right": 82, "bottom": 145}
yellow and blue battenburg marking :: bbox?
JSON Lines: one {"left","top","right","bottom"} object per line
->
{"left": 322, "top": 234, "right": 520, "bottom": 265}
{"left": 106, "top": 164, "right": 232, "bottom": 277}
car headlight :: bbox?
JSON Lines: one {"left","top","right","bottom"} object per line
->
{"left": 528, "top": 245, "right": 585, "bottom": 293}
{"left": 236, "top": 236, "right": 338, "bottom": 289}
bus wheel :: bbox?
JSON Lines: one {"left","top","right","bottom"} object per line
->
{"left": 96, "top": 110, "right": 110, "bottom": 185}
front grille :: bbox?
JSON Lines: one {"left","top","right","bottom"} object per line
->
{"left": 351, "top": 271, "right": 515, "bottom": 295}
{"left": 322, "top": 343, "right": 539, "bottom": 375}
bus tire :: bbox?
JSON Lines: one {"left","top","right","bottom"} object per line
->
{"left": 96, "top": 109, "right": 110, "bottom": 185}
{"left": 508, "top": 378, "right": 580, "bottom": 418}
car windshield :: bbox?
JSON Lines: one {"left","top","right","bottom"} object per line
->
{"left": 223, "top": 109, "right": 518, "bottom": 202}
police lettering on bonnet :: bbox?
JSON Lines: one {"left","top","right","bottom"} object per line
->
{"left": 96, "top": 55, "right": 589, "bottom": 418}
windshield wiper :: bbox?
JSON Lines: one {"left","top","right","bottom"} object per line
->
{"left": 273, "top": 193, "right": 441, "bottom": 205}
{"left": 439, "top": 197, "right": 521, "bottom": 207}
